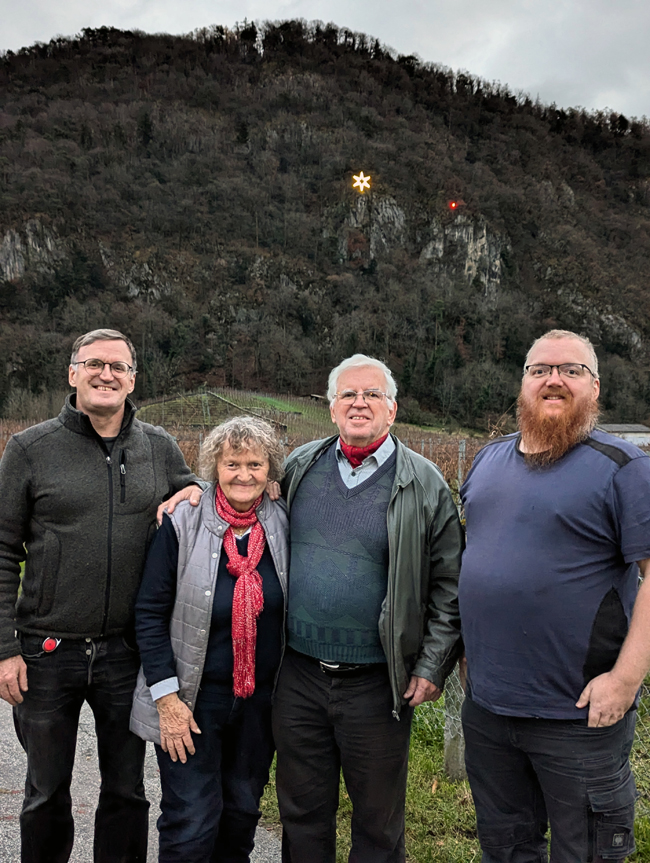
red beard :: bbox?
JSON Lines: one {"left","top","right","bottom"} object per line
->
{"left": 517, "top": 388, "right": 599, "bottom": 466}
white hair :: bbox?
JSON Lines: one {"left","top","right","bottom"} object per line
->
{"left": 327, "top": 354, "right": 398, "bottom": 406}
{"left": 524, "top": 329, "right": 599, "bottom": 378}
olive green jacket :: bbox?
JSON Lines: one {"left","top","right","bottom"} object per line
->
{"left": 282, "top": 434, "right": 463, "bottom": 716}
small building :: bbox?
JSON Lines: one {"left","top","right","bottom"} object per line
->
{"left": 600, "top": 424, "right": 650, "bottom": 446}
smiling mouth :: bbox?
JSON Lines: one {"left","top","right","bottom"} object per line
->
{"left": 94, "top": 386, "right": 115, "bottom": 392}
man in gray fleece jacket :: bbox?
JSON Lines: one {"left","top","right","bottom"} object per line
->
{"left": 0, "top": 328, "right": 201, "bottom": 863}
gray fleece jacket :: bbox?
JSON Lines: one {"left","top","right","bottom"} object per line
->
{"left": 0, "top": 395, "right": 199, "bottom": 659}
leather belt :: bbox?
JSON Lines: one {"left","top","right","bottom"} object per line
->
{"left": 292, "top": 649, "right": 384, "bottom": 677}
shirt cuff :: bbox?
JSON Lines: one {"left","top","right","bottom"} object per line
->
{"left": 149, "top": 677, "right": 179, "bottom": 702}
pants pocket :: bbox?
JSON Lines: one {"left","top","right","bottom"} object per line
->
{"left": 587, "top": 764, "right": 637, "bottom": 860}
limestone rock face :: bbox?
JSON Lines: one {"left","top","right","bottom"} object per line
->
{"left": 333, "top": 196, "right": 509, "bottom": 306}
{"left": 337, "top": 195, "right": 407, "bottom": 262}
{"left": 0, "top": 220, "right": 65, "bottom": 282}
{"left": 98, "top": 242, "right": 173, "bottom": 300}
{"left": 420, "top": 215, "right": 509, "bottom": 305}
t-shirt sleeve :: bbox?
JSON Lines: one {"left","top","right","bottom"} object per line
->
{"left": 610, "top": 455, "right": 650, "bottom": 563}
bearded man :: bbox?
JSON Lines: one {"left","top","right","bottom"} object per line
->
{"left": 459, "top": 329, "right": 650, "bottom": 863}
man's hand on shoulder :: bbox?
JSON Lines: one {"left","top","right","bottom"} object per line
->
{"left": 576, "top": 671, "right": 639, "bottom": 727}
{"left": 266, "top": 481, "right": 281, "bottom": 501}
{"left": 157, "top": 486, "right": 204, "bottom": 525}
{"left": 0, "top": 655, "right": 28, "bottom": 706}
{"left": 403, "top": 675, "right": 442, "bottom": 707}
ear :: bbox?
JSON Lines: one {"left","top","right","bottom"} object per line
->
{"left": 387, "top": 399, "right": 398, "bottom": 426}
{"left": 127, "top": 372, "right": 136, "bottom": 394}
{"left": 593, "top": 378, "right": 600, "bottom": 400}
{"left": 329, "top": 401, "right": 337, "bottom": 425}
{"left": 68, "top": 365, "right": 77, "bottom": 388}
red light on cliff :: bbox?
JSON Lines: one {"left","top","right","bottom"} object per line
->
{"left": 449, "top": 200, "right": 458, "bottom": 209}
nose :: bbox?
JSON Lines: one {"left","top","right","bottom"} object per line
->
{"left": 351, "top": 391, "right": 367, "bottom": 406}
{"left": 98, "top": 363, "right": 116, "bottom": 380}
{"left": 546, "top": 366, "right": 564, "bottom": 384}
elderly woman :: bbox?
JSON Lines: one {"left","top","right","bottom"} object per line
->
{"left": 130, "top": 416, "right": 288, "bottom": 863}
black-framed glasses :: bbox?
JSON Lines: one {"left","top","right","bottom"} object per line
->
{"left": 524, "top": 363, "right": 595, "bottom": 379}
{"left": 335, "top": 389, "right": 389, "bottom": 403}
{"left": 73, "top": 358, "right": 134, "bottom": 377}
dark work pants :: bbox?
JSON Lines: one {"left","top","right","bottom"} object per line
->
{"left": 155, "top": 684, "right": 275, "bottom": 863}
{"left": 13, "top": 634, "right": 148, "bottom": 863}
{"left": 462, "top": 696, "right": 638, "bottom": 863}
{"left": 272, "top": 649, "right": 413, "bottom": 863}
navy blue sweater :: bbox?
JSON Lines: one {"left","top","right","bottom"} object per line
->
{"left": 135, "top": 514, "right": 284, "bottom": 693}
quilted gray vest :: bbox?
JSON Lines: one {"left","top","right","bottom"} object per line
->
{"left": 130, "top": 487, "right": 289, "bottom": 743}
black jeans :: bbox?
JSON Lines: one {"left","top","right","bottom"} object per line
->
{"left": 272, "top": 649, "right": 413, "bottom": 863}
{"left": 155, "top": 684, "right": 275, "bottom": 863}
{"left": 462, "top": 696, "right": 638, "bottom": 863}
{"left": 13, "top": 634, "right": 148, "bottom": 863}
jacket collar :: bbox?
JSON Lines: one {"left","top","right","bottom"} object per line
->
{"left": 59, "top": 393, "right": 138, "bottom": 439}
{"left": 296, "top": 433, "right": 415, "bottom": 488}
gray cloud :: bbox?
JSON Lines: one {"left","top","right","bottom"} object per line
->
{"left": 2, "top": 0, "right": 648, "bottom": 117}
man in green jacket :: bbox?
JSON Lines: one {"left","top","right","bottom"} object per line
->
{"left": 0, "top": 328, "right": 201, "bottom": 863}
{"left": 272, "top": 354, "right": 463, "bottom": 863}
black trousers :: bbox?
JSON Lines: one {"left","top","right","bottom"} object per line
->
{"left": 462, "top": 695, "right": 637, "bottom": 863}
{"left": 272, "top": 649, "right": 413, "bottom": 863}
{"left": 155, "top": 685, "right": 275, "bottom": 863}
{"left": 13, "top": 634, "right": 149, "bottom": 863}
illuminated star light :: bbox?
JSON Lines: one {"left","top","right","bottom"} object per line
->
{"left": 353, "top": 171, "right": 371, "bottom": 193}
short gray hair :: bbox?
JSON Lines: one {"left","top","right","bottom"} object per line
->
{"left": 524, "top": 330, "right": 599, "bottom": 379}
{"left": 71, "top": 329, "right": 137, "bottom": 371}
{"left": 326, "top": 354, "right": 397, "bottom": 405}
{"left": 198, "top": 416, "right": 285, "bottom": 483}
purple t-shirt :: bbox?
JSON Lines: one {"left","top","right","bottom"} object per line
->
{"left": 459, "top": 429, "right": 650, "bottom": 719}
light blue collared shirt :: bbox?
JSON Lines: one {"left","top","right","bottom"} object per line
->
{"left": 335, "top": 434, "right": 396, "bottom": 488}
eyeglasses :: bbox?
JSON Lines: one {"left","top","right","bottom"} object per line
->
{"left": 524, "top": 363, "right": 595, "bottom": 379}
{"left": 335, "top": 389, "right": 389, "bottom": 403}
{"left": 73, "top": 359, "right": 134, "bottom": 377}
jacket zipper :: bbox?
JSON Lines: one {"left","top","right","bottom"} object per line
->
{"left": 119, "top": 450, "right": 126, "bottom": 503}
{"left": 100, "top": 452, "right": 114, "bottom": 636}
{"left": 387, "top": 483, "right": 401, "bottom": 719}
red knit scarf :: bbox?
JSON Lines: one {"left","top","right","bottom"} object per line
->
{"left": 215, "top": 484, "right": 265, "bottom": 698}
{"left": 339, "top": 433, "right": 390, "bottom": 468}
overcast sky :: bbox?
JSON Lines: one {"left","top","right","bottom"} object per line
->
{"left": 2, "top": 0, "right": 649, "bottom": 119}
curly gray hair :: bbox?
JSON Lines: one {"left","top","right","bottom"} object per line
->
{"left": 198, "top": 416, "right": 285, "bottom": 483}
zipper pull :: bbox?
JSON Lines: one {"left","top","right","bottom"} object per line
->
{"left": 106, "top": 456, "right": 112, "bottom": 465}
{"left": 120, "top": 464, "right": 126, "bottom": 475}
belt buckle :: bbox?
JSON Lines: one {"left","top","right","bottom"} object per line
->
{"left": 319, "top": 660, "right": 340, "bottom": 673}
{"left": 42, "top": 637, "right": 61, "bottom": 653}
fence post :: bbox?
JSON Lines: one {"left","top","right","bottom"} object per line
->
{"left": 444, "top": 667, "right": 466, "bottom": 781}
{"left": 457, "top": 438, "right": 466, "bottom": 496}
{"left": 444, "top": 436, "right": 468, "bottom": 781}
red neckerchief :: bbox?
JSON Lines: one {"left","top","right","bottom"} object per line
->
{"left": 215, "top": 484, "right": 265, "bottom": 698}
{"left": 339, "top": 433, "right": 390, "bottom": 469}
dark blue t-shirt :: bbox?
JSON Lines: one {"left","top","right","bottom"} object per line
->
{"left": 459, "top": 430, "right": 650, "bottom": 719}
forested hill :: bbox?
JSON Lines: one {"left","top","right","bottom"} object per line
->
{"left": 1, "top": 22, "right": 650, "bottom": 427}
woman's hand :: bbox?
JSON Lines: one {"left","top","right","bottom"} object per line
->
{"left": 156, "top": 692, "right": 201, "bottom": 763}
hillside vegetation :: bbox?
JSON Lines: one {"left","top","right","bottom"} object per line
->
{"left": 1, "top": 22, "right": 650, "bottom": 426}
